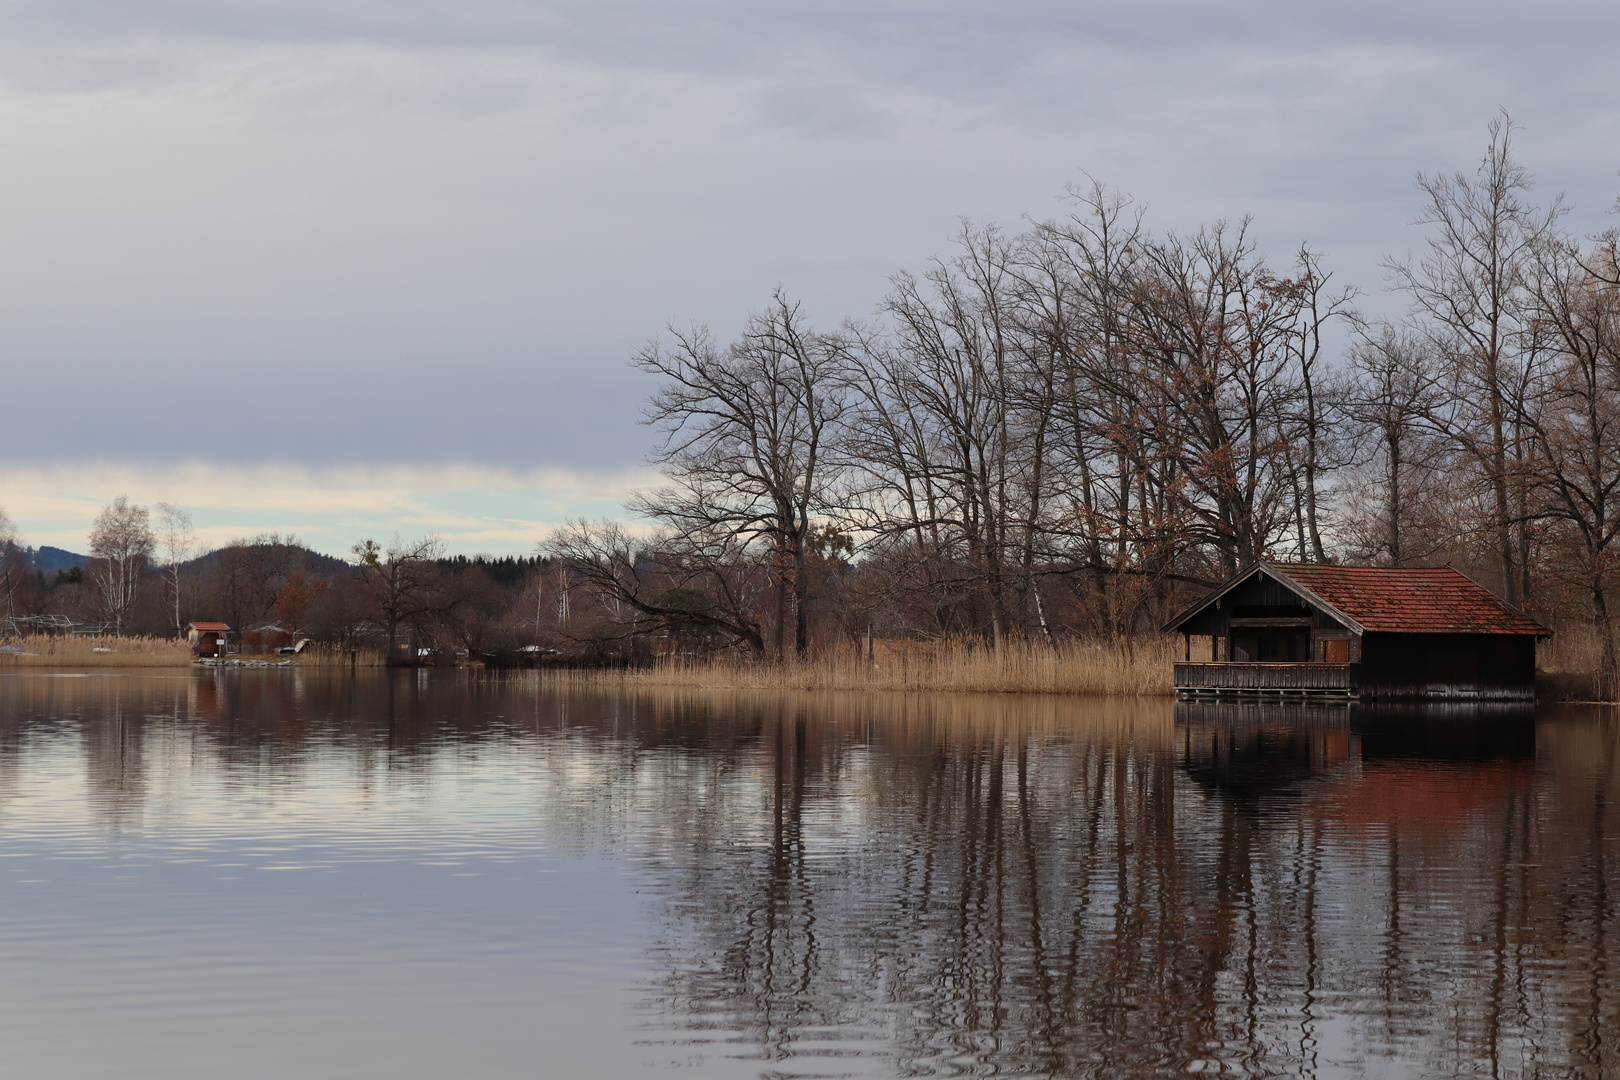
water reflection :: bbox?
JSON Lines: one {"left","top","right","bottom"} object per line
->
{"left": 629, "top": 695, "right": 1619, "bottom": 1078}
{"left": 0, "top": 673, "right": 1617, "bottom": 1078}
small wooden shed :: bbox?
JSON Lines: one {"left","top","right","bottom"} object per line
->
{"left": 186, "top": 621, "right": 233, "bottom": 657}
{"left": 1163, "top": 563, "right": 1549, "bottom": 700}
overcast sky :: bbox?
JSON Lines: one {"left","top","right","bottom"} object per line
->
{"left": 2, "top": 1, "right": 1617, "bottom": 555}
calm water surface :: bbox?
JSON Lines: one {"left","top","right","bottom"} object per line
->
{"left": 1, "top": 672, "right": 1617, "bottom": 1079}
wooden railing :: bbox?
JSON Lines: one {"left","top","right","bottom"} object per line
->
{"left": 1174, "top": 662, "right": 1357, "bottom": 694}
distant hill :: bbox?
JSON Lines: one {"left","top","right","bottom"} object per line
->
{"left": 5, "top": 542, "right": 348, "bottom": 576}
{"left": 29, "top": 546, "right": 87, "bottom": 572}
{"left": 185, "top": 543, "right": 351, "bottom": 575}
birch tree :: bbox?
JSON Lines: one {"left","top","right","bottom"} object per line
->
{"left": 155, "top": 502, "right": 197, "bottom": 636}
{"left": 1120, "top": 221, "right": 1311, "bottom": 575}
{"left": 88, "top": 496, "right": 154, "bottom": 635}
{"left": 0, "top": 507, "right": 20, "bottom": 628}
{"left": 1032, "top": 183, "right": 1167, "bottom": 632}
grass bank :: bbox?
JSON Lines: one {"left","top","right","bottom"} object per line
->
{"left": 551, "top": 637, "right": 1179, "bottom": 696}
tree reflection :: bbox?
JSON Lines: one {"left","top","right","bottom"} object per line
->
{"left": 629, "top": 693, "right": 1620, "bottom": 1079}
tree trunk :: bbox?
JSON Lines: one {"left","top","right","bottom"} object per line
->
{"left": 773, "top": 545, "right": 788, "bottom": 663}
{"left": 792, "top": 540, "right": 809, "bottom": 658}
{"left": 1303, "top": 440, "right": 1326, "bottom": 563}
{"left": 1488, "top": 360, "right": 1517, "bottom": 603}
{"left": 1387, "top": 424, "right": 1403, "bottom": 564}
{"left": 1593, "top": 573, "right": 1617, "bottom": 698}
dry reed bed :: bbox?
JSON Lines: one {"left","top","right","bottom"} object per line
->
{"left": 554, "top": 637, "right": 1179, "bottom": 696}
{"left": 0, "top": 635, "right": 194, "bottom": 668}
{"left": 1536, "top": 626, "right": 1619, "bottom": 701}
{"left": 292, "top": 644, "right": 389, "bottom": 668}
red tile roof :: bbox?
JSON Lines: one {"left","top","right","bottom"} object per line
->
{"left": 1273, "top": 565, "right": 1547, "bottom": 635}
{"left": 188, "top": 621, "right": 231, "bottom": 633}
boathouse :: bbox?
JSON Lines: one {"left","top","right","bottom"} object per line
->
{"left": 186, "top": 621, "right": 233, "bottom": 657}
{"left": 1163, "top": 563, "right": 1549, "bottom": 700}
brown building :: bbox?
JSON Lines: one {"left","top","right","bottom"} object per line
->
{"left": 186, "top": 621, "right": 233, "bottom": 657}
{"left": 1164, "top": 563, "right": 1549, "bottom": 700}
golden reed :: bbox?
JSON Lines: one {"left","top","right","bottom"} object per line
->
{"left": 1536, "top": 625, "right": 1620, "bottom": 701}
{"left": 288, "top": 643, "right": 389, "bottom": 668}
{"left": 551, "top": 636, "right": 1180, "bottom": 696}
{"left": 0, "top": 635, "right": 193, "bottom": 668}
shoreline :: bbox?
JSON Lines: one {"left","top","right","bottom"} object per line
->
{"left": 4, "top": 635, "right": 1610, "bottom": 702}
{"left": 0, "top": 636, "right": 1179, "bottom": 694}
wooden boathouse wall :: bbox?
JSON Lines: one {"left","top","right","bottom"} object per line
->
{"left": 1356, "top": 633, "right": 1536, "bottom": 700}
{"left": 1174, "top": 661, "right": 1358, "bottom": 694}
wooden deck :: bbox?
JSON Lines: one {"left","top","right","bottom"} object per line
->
{"left": 1174, "top": 661, "right": 1358, "bottom": 697}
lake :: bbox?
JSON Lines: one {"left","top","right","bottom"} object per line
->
{"left": 0, "top": 671, "right": 1616, "bottom": 1079}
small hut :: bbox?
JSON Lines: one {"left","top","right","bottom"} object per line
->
{"left": 186, "top": 621, "right": 234, "bottom": 657}
{"left": 1163, "top": 563, "right": 1549, "bottom": 700}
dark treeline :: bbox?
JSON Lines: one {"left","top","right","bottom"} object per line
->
{"left": 4, "top": 117, "right": 1618, "bottom": 673}
{"left": 0, "top": 514, "right": 550, "bottom": 662}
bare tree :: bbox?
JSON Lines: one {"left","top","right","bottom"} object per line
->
{"left": 1384, "top": 112, "right": 1564, "bottom": 603}
{"left": 212, "top": 533, "right": 304, "bottom": 630}
{"left": 543, "top": 518, "right": 768, "bottom": 655}
{"left": 632, "top": 290, "right": 846, "bottom": 658}
{"left": 0, "top": 506, "right": 22, "bottom": 627}
{"left": 352, "top": 535, "right": 444, "bottom": 659}
{"left": 1280, "top": 245, "right": 1359, "bottom": 561}
{"left": 1340, "top": 327, "right": 1447, "bottom": 564}
{"left": 1031, "top": 181, "right": 1164, "bottom": 633}
{"left": 836, "top": 198, "right": 1355, "bottom": 639}
{"left": 88, "top": 496, "right": 154, "bottom": 635}
{"left": 1518, "top": 232, "right": 1620, "bottom": 686}
{"left": 517, "top": 157, "right": 1620, "bottom": 654}
{"left": 154, "top": 503, "right": 197, "bottom": 637}
{"left": 1119, "top": 220, "right": 1315, "bottom": 575}
{"left": 856, "top": 225, "right": 1028, "bottom": 644}
{"left": 842, "top": 223, "right": 1083, "bottom": 644}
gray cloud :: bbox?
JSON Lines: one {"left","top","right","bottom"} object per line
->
{"left": 0, "top": 1, "right": 1615, "bottom": 472}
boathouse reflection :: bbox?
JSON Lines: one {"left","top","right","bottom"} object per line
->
{"left": 1176, "top": 700, "right": 1537, "bottom": 802}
